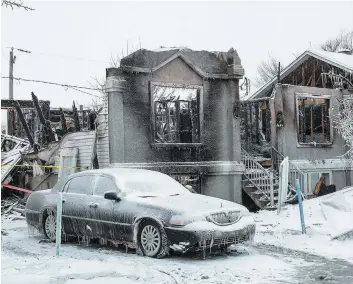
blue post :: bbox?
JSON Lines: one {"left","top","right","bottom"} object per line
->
{"left": 55, "top": 192, "right": 63, "bottom": 256}
{"left": 296, "top": 179, "right": 306, "bottom": 234}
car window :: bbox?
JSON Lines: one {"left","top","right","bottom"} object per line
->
{"left": 66, "top": 176, "right": 93, "bottom": 195}
{"left": 94, "top": 176, "right": 118, "bottom": 196}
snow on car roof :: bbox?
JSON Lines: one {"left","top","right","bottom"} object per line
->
{"left": 75, "top": 167, "right": 167, "bottom": 179}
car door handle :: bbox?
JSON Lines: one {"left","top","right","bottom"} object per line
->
{"left": 62, "top": 199, "right": 66, "bottom": 203}
{"left": 89, "top": 202, "right": 99, "bottom": 208}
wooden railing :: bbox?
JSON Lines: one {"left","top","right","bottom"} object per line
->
{"left": 242, "top": 148, "right": 275, "bottom": 207}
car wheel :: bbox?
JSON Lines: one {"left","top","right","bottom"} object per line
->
{"left": 138, "top": 220, "right": 169, "bottom": 258}
{"left": 43, "top": 209, "right": 57, "bottom": 241}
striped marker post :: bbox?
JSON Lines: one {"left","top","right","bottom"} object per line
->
{"left": 296, "top": 179, "right": 306, "bottom": 234}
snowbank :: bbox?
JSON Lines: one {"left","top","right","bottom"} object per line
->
{"left": 254, "top": 187, "right": 353, "bottom": 263}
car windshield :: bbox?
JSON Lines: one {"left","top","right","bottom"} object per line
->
{"left": 118, "top": 172, "right": 190, "bottom": 196}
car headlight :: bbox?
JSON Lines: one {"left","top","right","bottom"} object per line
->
{"left": 169, "top": 215, "right": 191, "bottom": 227}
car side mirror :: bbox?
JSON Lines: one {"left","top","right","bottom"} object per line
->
{"left": 104, "top": 191, "right": 121, "bottom": 201}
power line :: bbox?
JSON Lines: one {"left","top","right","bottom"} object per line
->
{"left": 1, "top": 76, "right": 102, "bottom": 97}
{"left": 30, "top": 51, "right": 110, "bottom": 64}
{"left": 4, "top": 47, "right": 110, "bottom": 64}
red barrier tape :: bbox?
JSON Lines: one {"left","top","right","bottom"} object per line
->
{"left": 1, "top": 184, "right": 33, "bottom": 194}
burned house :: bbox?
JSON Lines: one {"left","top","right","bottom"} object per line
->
{"left": 1, "top": 93, "right": 101, "bottom": 197}
{"left": 242, "top": 49, "right": 353, "bottom": 209}
{"left": 101, "top": 47, "right": 245, "bottom": 203}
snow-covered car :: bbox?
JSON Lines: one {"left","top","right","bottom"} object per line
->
{"left": 25, "top": 168, "right": 256, "bottom": 258}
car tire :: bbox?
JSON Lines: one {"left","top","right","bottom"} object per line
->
{"left": 138, "top": 220, "right": 169, "bottom": 258}
{"left": 43, "top": 209, "right": 62, "bottom": 242}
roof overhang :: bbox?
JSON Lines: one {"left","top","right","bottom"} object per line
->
{"left": 119, "top": 51, "right": 243, "bottom": 80}
{"left": 249, "top": 50, "right": 353, "bottom": 100}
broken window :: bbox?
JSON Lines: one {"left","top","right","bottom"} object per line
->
{"left": 1, "top": 139, "right": 17, "bottom": 152}
{"left": 297, "top": 96, "right": 331, "bottom": 144}
{"left": 152, "top": 84, "right": 201, "bottom": 144}
{"left": 308, "top": 172, "right": 332, "bottom": 194}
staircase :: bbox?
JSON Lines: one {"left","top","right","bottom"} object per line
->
{"left": 239, "top": 98, "right": 304, "bottom": 210}
{"left": 241, "top": 147, "right": 301, "bottom": 210}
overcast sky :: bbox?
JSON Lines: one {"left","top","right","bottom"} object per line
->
{"left": 1, "top": 0, "right": 353, "bottom": 123}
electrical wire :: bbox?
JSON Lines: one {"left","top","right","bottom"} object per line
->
{"left": 30, "top": 51, "right": 110, "bottom": 64}
{"left": 4, "top": 47, "right": 110, "bottom": 64}
{"left": 1, "top": 76, "right": 102, "bottom": 98}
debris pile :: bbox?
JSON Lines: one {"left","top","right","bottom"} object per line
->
{"left": 1, "top": 195, "right": 26, "bottom": 216}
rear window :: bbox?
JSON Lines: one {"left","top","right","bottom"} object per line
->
{"left": 66, "top": 176, "right": 93, "bottom": 195}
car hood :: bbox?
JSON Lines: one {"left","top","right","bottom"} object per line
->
{"left": 127, "top": 193, "right": 246, "bottom": 215}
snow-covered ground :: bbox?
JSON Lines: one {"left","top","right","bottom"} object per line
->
{"left": 255, "top": 187, "right": 353, "bottom": 263}
{"left": 1, "top": 215, "right": 301, "bottom": 284}
{"left": 2, "top": 187, "right": 353, "bottom": 284}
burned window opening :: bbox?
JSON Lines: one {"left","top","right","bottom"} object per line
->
{"left": 297, "top": 96, "right": 331, "bottom": 145}
{"left": 152, "top": 85, "right": 201, "bottom": 144}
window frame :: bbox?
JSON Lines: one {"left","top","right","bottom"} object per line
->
{"left": 64, "top": 175, "right": 94, "bottom": 195}
{"left": 150, "top": 81, "right": 204, "bottom": 148}
{"left": 93, "top": 174, "right": 120, "bottom": 197}
{"left": 307, "top": 171, "right": 333, "bottom": 194}
{"left": 295, "top": 93, "right": 333, "bottom": 147}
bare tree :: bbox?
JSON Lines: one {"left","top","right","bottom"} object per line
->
{"left": 321, "top": 30, "right": 353, "bottom": 52}
{"left": 334, "top": 97, "right": 353, "bottom": 158}
{"left": 89, "top": 45, "right": 139, "bottom": 96}
{"left": 254, "top": 54, "right": 280, "bottom": 87}
{"left": 2, "top": 0, "right": 34, "bottom": 10}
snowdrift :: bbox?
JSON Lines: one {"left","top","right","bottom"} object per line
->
{"left": 254, "top": 186, "right": 353, "bottom": 262}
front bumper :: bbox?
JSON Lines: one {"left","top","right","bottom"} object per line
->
{"left": 165, "top": 216, "right": 256, "bottom": 252}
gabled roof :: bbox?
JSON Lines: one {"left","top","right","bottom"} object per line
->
{"left": 249, "top": 49, "right": 353, "bottom": 99}
{"left": 119, "top": 48, "right": 244, "bottom": 79}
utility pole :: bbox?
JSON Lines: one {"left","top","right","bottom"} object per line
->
{"left": 6, "top": 47, "right": 31, "bottom": 136}
{"left": 8, "top": 47, "right": 15, "bottom": 135}
{"left": 9, "top": 47, "right": 14, "bottom": 99}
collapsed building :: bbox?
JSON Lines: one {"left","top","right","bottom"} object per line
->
{"left": 1, "top": 93, "right": 100, "bottom": 199}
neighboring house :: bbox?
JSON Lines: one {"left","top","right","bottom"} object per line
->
{"left": 242, "top": 49, "right": 353, "bottom": 209}
{"left": 102, "top": 47, "right": 246, "bottom": 203}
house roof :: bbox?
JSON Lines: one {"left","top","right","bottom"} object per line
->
{"left": 119, "top": 48, "right": 244, "bottom": 79}
{"left": 249, "top": 49, "right": 353, "bottom": 100}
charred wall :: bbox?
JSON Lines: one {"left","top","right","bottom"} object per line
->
{"left": 107, "top": 57, "right": 244, "bottom": 203}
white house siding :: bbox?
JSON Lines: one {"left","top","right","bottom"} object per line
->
{"left": 58, "top": 131, "right": 95, "bottom": 171}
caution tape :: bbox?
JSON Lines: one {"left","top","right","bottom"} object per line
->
{"left": 0, "top": 164, "right": 88, "bottom": 169}
{"left": 1, "top": 183, "right": 33, "bottom": 193}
